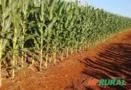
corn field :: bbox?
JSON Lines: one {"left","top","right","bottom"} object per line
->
{"left": 0, "top": 0, "right": 131, "bottom": 86}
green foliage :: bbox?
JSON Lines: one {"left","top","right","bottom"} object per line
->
{"left": 0, "top": 0, "right": 131, "bottom": 81}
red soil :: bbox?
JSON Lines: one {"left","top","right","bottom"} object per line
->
{"left": 1, "top": 30, "right": 131, "bottom": 90}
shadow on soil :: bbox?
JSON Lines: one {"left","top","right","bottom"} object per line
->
{"left": 65, "top": 43, "right": 131, "bottom": 90}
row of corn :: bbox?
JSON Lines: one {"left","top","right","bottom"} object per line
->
{"left": 0, "top": 0, "right": 131, "bottom": 86}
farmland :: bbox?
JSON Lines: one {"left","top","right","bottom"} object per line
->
{"left": 0, "top": 0, "right": 131, "bottom": 89}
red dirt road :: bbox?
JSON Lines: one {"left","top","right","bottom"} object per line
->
{"left": 1, "top": 30, "right": 131, "bottom": 90}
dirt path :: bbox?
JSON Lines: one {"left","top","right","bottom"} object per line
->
{"left": 1, "top": 30, "right": 131, "bottom": 90}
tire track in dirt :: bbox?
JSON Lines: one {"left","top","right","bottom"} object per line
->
{"left": 81, "top": 43, "right": 131, "bottom": 90}
{"left": 1, "top": 30, "right": 131, "bottom": 90}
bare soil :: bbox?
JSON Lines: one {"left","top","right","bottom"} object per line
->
{"left": 1, "top": 30, "right": 131, "bottom": 90}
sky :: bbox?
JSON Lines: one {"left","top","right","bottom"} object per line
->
{"left": 79, "top": 0, "right": 131, "bottom": 18}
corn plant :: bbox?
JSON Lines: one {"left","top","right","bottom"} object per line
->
{"left": 0, "top": 0, "right": 131, "bottom": 86}
{"left": 0, "top": 0, "right": 12, "bottom": 86}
